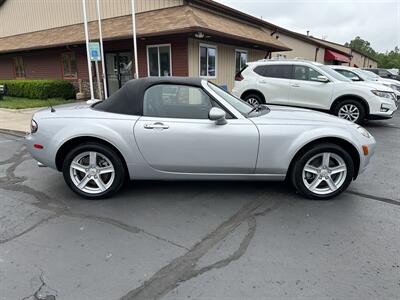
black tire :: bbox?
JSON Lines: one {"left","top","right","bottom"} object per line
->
{"left": 243, "top": 93, "right": 264, "bottom": 107}
{"left": 62, "top": 142, "right": 125, "bottom": 200}
{"left": 333, "top": 99, "right": 366, "bottom": 124}
{"left": 291, "top": 143, "right": 354, "bottom": 200}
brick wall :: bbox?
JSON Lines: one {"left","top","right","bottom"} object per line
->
{"left": 0, "top": 56, "right": 14, "bottom": 79}
{"left": 0, "top": 34, "right": 189, "bottom": 98}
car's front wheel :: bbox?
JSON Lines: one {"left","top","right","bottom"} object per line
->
{"left": 291, "top": 143, "right": 354, "bottom": 200}
{"left": 62, "top": 143, "right": 125, "bottom": 199}
{"left": 334, "top": 100, "right": 365, "bottom": 124}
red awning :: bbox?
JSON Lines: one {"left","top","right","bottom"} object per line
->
{"left": 324, "top": 49, "right": 350, "bottom": 63}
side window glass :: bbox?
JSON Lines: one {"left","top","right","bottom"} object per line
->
{"left": 143, "top": 84, "right": 226, "bottom": 119}
{"left": 264, "top": 65, "right": 291, "bottom": 79}
{"left": 253, "top": 66, "right": 266, "bottom": 76}
{"left": 293, "top": 65, "right": 323, "bottom": 82}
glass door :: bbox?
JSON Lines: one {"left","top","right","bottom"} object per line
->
{"left": 106, "top": 52, "right": 133, "bottom": 96}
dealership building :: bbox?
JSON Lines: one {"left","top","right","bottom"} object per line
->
{"left": 0, "top": 0, "right": 378, "bottom": 97}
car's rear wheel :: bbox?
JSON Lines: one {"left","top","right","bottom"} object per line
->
{"left": 291, "top": 143, "right": 354, "bottom": 200}
{"left": 62, "top": 143, "right": 125, "bottom": 199}
{"left": 243, "top": 93, "right": 263, "bottom": 107}
{"left": 334, "top": 100, "right": 365, "bottom": 124}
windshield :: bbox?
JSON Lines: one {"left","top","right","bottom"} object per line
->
{"left": 207, "top": 82, "right": 254, "bottom": 116}
{"left": 320, "top": 65, "right": 352, "bottom": 82}
{"left": 363, "top": 70, "right": 380, "bottom": 80}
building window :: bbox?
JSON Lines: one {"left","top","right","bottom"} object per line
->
{"left": 235, "top": 50, "right": 247, "bottom": 73}
{"left": 199, "top": 44, "right": 217, "bottom": 78}
{"left": 147, "top": 44, "right": 171, "bottom": 77}
{"left": 62, "top": 52, "right": 77, "bottom": 78}
{"left": 13, "top": 56, "right": 25, "bottom": 78}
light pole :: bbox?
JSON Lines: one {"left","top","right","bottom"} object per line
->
{"left": 96, "top": 0, "right": 108, "bottom": 98}
{"left": 130, "top": 0, "right": 139, "bottom": 79}
{"left": 82, "top": 0, "right": 94, "bottom": 99}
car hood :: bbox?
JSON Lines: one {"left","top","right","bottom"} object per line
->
{"left": 252, "top": 105, "right": 351, "bottom": 126}
{"left": 353, "top": 81, "right": 395, "bottom": 92}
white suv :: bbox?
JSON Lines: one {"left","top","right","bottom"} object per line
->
{"left": 232, "top": 59, "right": 398, "bottom": 124}
{"left": 329, "top": 65, "right": 400, "bottom": 101}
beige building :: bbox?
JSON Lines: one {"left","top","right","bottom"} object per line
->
{"left": 0, "top": 0, "right": 290, "bottom": 94}
{"left": 0, "top": 0, "right": 378, "bottom": 95}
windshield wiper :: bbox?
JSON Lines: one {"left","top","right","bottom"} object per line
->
{"left": 247, "top": 104, "right": 269, "bottom": 116}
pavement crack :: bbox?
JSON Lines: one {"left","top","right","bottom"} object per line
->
{"left": 65, "top": 213, "right": 190, "bottom": 251}
{"left": 347, "top": 190, "right": 400, "bottom": 206}
{"left": 21, "top": 270, "right": 57, "bottom": 300}
{"left": 119, "top": 198, "right": 281, "bottom": 300}
{"left": 0, "top": 215, "right": 57, "bottom": 245}
{"left": 0, "top": 145, "right": 188, "bottom": 251}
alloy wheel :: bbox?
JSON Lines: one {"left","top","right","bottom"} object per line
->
{"left": 246, "top": 97, "right": 260, "bottom": 107}
{"left": 338, "top": 104, "right": 360, "bottom": 122}
{"left": 69, "top": 151, "right": 115, "bottom": 194}
{"left": 302, "top": 152, "right": 347, "bottom": 195}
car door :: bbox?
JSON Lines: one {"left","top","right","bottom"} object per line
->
{"left": 289, "top": 65, "right": 334, "bottom": 110}
{"left": 134, "top": 84, "right": 259, "bottom": 174}
{"left": 254, "top": 64, "right": 291, "bottom": 105}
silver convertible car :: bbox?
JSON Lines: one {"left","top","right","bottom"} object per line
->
{"left": 26, "top": 77, "right": 376, "bottom": 200}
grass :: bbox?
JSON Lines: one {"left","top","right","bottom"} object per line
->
{"left": 0, "top": 96, "right": 73, "bottom": 109}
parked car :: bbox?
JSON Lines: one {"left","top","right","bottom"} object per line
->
{"left": 329, "top": 65, "right": 400, "bottom": 102}
{"left": 26, "top": 77, "right": 375, "bottom": 200}
{"left": 232, "top": 59, "right": 398, "bottom": 124}
{"left": 364, "top": 68, "right": 400, "bottom": 81}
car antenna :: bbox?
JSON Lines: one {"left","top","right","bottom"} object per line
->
{"left": 50, "top": 105, "right": 56, "bottom": 113}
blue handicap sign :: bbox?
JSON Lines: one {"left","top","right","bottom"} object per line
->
{"left": 89, "top": 42, "right": 101, "bottom": 61}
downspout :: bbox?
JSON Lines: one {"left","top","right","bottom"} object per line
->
{"left": 314, "top": 47, "right": 320, "bottom": 62}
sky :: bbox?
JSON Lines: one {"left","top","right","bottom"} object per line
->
{"left": 214, "top": 0, "right": 400, "bottom": 53}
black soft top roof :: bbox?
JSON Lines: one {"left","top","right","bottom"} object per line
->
{"left": 94, "top": 77, "right": 204, "bottom": 116}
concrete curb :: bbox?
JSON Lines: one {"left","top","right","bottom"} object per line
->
{"left": 0, "top": 128, "right": 27, "bottom": 138}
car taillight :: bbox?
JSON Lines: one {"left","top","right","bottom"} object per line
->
{"left": 31, "top": 119, "right": 38, "bottom": 133}
{"left": 235, "top": 65, "right": 248, "bottom": 82}
{"left": 235, "top": 72, "right": 244, "bottom": 81}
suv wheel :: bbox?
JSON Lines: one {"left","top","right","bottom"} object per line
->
{"left": 62, "top": 142, "right": 125, "bottom": 199}
{"left": 334, "top": 100, "right": 365, "bottom": 124}
{"left": 243, "top": 94, "right": 263, "bottom": 107}
{"left": 291, "top": 143, "right": 354, "bottom": 200}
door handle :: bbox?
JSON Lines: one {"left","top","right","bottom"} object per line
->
{"left": 144, "top": 122, "right": 169, "bottom": 130}
{"left": 291, "top": 84, "right": 300, "bottom": 87}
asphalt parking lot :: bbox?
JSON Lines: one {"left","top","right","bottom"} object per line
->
{"left": 1, "top": 115, "right": 399, "bottom": 300}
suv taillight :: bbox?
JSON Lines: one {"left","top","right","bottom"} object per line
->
{"left": 235, "top": 65, "right": 248, "bottom": 81}
{"left": 235, "top": 72, "right": 244, "bottom": 81}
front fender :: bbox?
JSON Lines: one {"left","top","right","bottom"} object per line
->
{"left": 256, "top": 124, "right": 362, "bottom": 174}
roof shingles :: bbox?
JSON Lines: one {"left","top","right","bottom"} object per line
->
{"left": 0, "top": 5, "right": 290, "bottom": 54}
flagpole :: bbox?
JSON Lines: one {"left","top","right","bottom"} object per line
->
{"left": 130, "top": 0, "right": 139, "bottom": 79}
{"left": 96, "top": 0, "right": 108, "bottom": 99}
{"left": 82, "top": 0, "right": 94, "bottom": 99}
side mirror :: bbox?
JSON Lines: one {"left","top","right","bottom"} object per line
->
{"left": 209, "top": 107, "right": 227, "bottom": 125}
{"left": 316, "top": 75, "right": 329, "bottom": 83}
{"left": 350, "top": 77, "right": 361, "bottom": 81}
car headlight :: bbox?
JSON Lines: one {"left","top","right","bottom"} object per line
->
{"left": 371, "top": 90, "right": 395, "bottom": 100}
{"left": 391, "top": 84, "right": 400, "bottom": 92}
{"left": 383, "top": 83, "right": 400, "bottom": 92}
{"left": 356, "top": 125, "right": 371, "bottom": 138}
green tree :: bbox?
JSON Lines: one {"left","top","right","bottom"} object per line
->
{"left": 346, "top": 37, "right": 400, "bottom": 69}
{"left": 345, "top": 36, "right": 377, "bottom": 58}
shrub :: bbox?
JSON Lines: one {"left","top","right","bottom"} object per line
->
{"left": 0, "top": 80, "right": 75, "bottom": 99}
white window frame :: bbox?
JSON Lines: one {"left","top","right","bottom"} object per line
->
{"left": 146, "top": 44, "right": 172, "bottom": 77}
{"left": 199, "top": 43, "right": 217, "bottom": 79}
{"left": 235, "top": 49, "right": 248, "bottom": 73}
